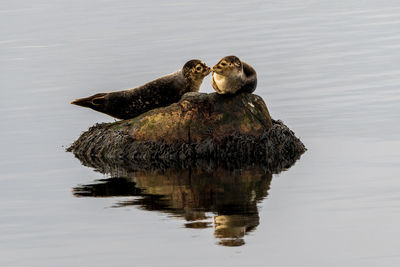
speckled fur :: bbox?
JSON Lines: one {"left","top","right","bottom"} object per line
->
{"left": 212, "top": 56, "right": 257, "bottom": 94}
{"left": 71, "top": 60, "right": 210, "bottom": 119}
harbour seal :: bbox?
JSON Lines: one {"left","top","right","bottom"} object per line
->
{"left": 211, "top": 55, "right": 257, "bottom": 94}
{"left": 71, "top": 60, "right": 211, "bottom": 119}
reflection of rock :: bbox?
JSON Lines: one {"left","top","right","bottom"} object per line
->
{"left": 73, "top": 165, "right": 272, "bottom": 246}
{"left": 67, "top": 92, "right": 306, "bottom": 171}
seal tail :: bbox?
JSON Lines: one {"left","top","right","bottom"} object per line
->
{"left": 70, "top": 93, "right": 107, "bottom": 109}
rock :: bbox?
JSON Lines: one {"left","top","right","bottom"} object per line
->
{"left": 67, "top": 92, "right": 306, "bottom": 172}
{"left": 125, "top": 92, "right": 272, "bottom": 143}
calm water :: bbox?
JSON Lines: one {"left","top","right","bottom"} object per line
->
{"left": 1, "top": 0, "right": 400, "bottom": 266}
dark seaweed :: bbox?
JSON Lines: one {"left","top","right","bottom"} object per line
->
{"left": 67, "top": 119, "right": 306, "bottom": 173}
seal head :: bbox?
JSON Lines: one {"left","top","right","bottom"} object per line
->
{"left": 182, "top": 60, "right": 211, "bottom": 92}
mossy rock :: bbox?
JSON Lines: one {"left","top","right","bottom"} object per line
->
{"left": 114, "top": 92, "right": 272, "bottom": 143}
{"left": 68, "top": 92, "right": 306, "bottom": 172}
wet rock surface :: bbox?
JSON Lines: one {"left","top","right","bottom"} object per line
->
{"left": 67, "top": 92, "right": 306, "bottom": 172}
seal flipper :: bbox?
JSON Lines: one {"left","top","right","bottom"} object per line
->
{"left": 71, "top": 93, "right": 107, "bottom": 108}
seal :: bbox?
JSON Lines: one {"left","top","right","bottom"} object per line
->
{"left": 211, "top": 55, "right": 257, "bottom": 94}
{"left": 71, "top": 60, "right": 211, "bottom": 119}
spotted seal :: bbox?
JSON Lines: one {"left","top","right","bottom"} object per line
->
{"left": 211, "top": 55, "right": 257, "bottom": 94}
{"left": 71, "top": 60, "right": 211, "bottom": 119}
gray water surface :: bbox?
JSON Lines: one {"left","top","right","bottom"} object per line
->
{"left": 1, "top": 0, "right": 400, "bottom": 266}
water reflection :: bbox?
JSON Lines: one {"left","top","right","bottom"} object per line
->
{"left": 73, "top": 166, "right": 272, "bottom": 246}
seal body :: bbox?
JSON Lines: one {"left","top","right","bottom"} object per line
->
{"left": 211, "top": 56, "right": 257, "bottom": 95}
{"left": 71, "top": 60, "right": 211, "bottom": 119}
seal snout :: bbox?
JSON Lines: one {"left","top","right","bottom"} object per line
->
{"left": 211, "top": 65, "right": 221, "bottom": 73}
{"left": 204, "top": 66, "right": 211, "bottom": 75}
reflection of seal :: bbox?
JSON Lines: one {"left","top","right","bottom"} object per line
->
{"left": 211, "top": 55, "right": 257, "bottom": 94}
{"left": 71, "top": 60, "right": 211, "bottom": 119}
